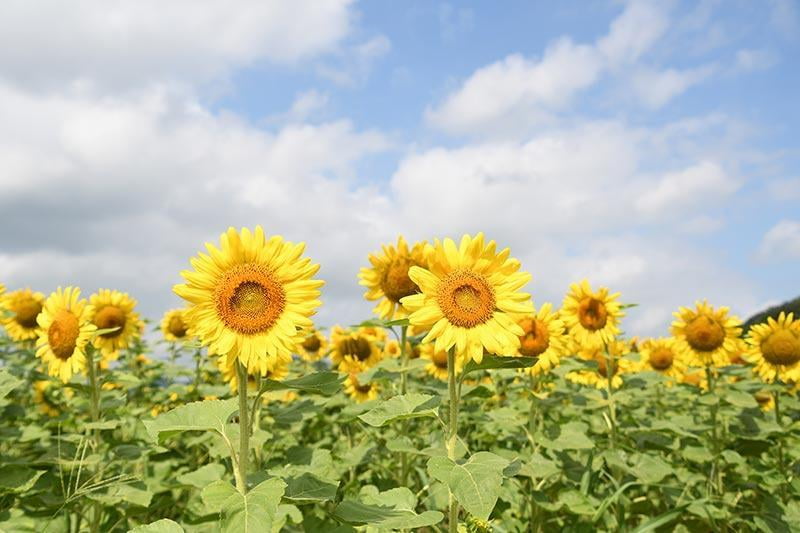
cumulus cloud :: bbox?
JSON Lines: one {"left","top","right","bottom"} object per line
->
{"left": 758, "top": 220, "right": 800, "bottom": 261}
{"left": 635, "top": 161, "right": 739, "bottom": 215}
{"left": 630, "top": 65, "right": 715, "bottom": 108}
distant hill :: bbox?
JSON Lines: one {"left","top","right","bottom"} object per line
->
{"left": 743, "top": 296, "right": 800, "bottom": 333}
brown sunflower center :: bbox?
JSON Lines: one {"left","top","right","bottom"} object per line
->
{"left": 168, "top": 314, "right": 188, "bottom": 338}
{"left": 437, "top": 270, "right": 495, "bottom": 328}
{"left": 518, "top": 317, "right": 550, "bottom": 358}
{"left": 215, "top": 264, "right": 286, "bottom": 335}
{"left": 685, "top": 315, "right": 725, "bottom": 352}
{"left": 15, "top": 298, "right": 42, "bottom": 328}
{"left": 48, "top": 310, "right": 80, "bottom": 361}
{"left": 339, "top": 337, "right": 372, "bottom": 361}
{"left": 649, "top": 347, "right": 675, "bottom": 370}
{"left": 760, "top": 329, "right": 800, "bottom": 366}
{"left": 578, "top": 297, "right": 608, "bottom": 331}
{"left": 381, "top": 258, "right": 420, "bottom": 302}
{"left": 754, "top": 391, "right": 772, "bottom": 405}
{"left": 302, "top": 334, "right": 321, "bottom": 352}
{"left": 354, "top": 380, "right": 373, "bottom": 394}
{"left": 432, "top": 349, "right": 449, "bottom": 369}
{"left": 94, "top": 305, "right": 127, "bottom": 338}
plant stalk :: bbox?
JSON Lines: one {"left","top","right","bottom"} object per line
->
{"left": 446, "top": 347, "right": 460, "bottom": 532}
{"left": 236, "top": 359, "right": 250, "bottom": 494}
{"left": 605, "top": 345, "right": 617, "bottom": 449}
{"left": 399, "top": 325, "right": 410, "bottom": 486}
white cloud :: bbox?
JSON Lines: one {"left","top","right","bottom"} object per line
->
{"left": 635, "top": 161, "right": 739, "bottom": 215}
{"left": 597, "top": 0, "right": 671, "bottom": 66}
{"left": 758, "top": 220, "right": 800, "bottom": 261}
{"left": 316, "top": 35, "right": 391, "bottom": 87}
{"left": 630, "top": 65, "right": 715, "bottom": 108}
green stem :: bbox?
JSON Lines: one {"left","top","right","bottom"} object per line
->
{"left": 399, "top": 326, "right": 410, "bottom": 486}
{"left": 446, "top": 347, "right": 460, "bottom": 532}
{"left": 236, "top": 360, "right": 250, "bottom": 494}
{"left": 605, "top": 345, "right": 617, "bottom": 450}
{"left": 775, "top": 388, "right": 786, "bottom": 500}
{"left": 85, "top": 347, "right": 100, "bottom": 424}
{"left": 705, "top": 365, "right": 721, "bottom": 497}
{"left": 193, "top": 348, "right": 202, "bottom": 399}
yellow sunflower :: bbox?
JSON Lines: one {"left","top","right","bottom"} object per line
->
{"left": 638, "top": 337, "right": 686, "bottom": 382}
{"left": 671, "top": 301, "right": 742, "bottom": 367}
{"left": 744, "top": 312, "right": 800, "bottom": 383}
{"left": 419, "top": 342, "right": 465, "bottom": 380}
{"left": 342, "top": 359, "right": 380, "bottom": 403}
{"left": 359, "top": 236, "right": 428, "bottom": 320}
{"left": 34, "top": 380, "right": 61, "bottom": 417}
{"left": 401, "top": 233, "right": 533, "bottom": 364}
{"left": 1, "top": 288, "right": 45, "bottom": 342}
{"left": 561, "top": 280, "right": 624, "bottom": 346}
{"left": 174, "top": 226, "right": 324, "bottom": 375}
{"left": 89, "top": 289, "right": 143, "bottom": 358}
{"left": 516, "top": 303, "right": 568, "bottom": 376}
{"left": 681, "top": 369, "right": 709, "bottom": 391}
{"left": 754, "top": 391, "right": 775, "bottom": 412}
{"left": 295, "top": 328, "right": 328, "bottom": 362}
{"left": 35, "top": 287, "right": 97, "bottom": 383}
{"left": 218, "top": 354, "right": 290, "bottom": 394}
{"left": 566, "top": 340, "right": 633, "bottom": 390}
{"left": 329, "top": 325, "right": 384, "bottom": 368}
{"left": 160, "top": 308, "right": 191, "bottom": 342}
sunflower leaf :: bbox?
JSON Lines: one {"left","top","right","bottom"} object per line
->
{"left": 0, "top": 370, "right": 22, "bottom": 400}
{"left": 460, "top": 354, "right": 535, "bottom": 379}
{"left": 333, "top": 500, "right": 443, "bottom": 528}
{"left": 427, "top": 451, "right": 509, "bottom": 520}
{"left": 358, "top": 393, "right": 441, "bottom": 427}
{"left": 143, "top": 399, "right": 238, "bottom": 444}
{"left": 259, "top": 372, "right": 343, "bottom": 396}
{"left": 283, "top": 473, "right": 339, "bottom": 503}
{"left": 128, "top": 519, "right": 185, "bottom": 533}
{"left": 202, "top": 478, "right": 286, "bottom": 533}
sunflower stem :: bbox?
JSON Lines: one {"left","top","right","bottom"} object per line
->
{"left": 84, "top": 346, "right": 101, "bottom": 443}
{"left": 192, "top": 348, "right": 202, "bottom": 400}
{"left": 774, "top": 387, "right": 787, "bottom": 501}
{"left": 236, "top": 359, "right": 250, "bottom": 494}
{"left": 398, "top": 325, "right": 410, "bottom": 487}
{"left": 446, "top": 346, "right": 460, "bottom": 532}
{"left": 605, "top": 344, "right": 617, "bottom": 450}
{"left": 705, "top": 365, "right": 721, "bottom": 497}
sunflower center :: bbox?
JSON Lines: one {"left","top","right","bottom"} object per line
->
{"left": 354, "top": 379, "right": 373, "bottom": 394}
{"left": 48, "top": 310, "right": 80, "bottom": 361}
{"left": 15, "top": 298, "right": 42, "bottom": 328}
{"left": 519, "top": 317, "right": 550, "bottom": 358}
{"left": 381, "top": 258, "right": 420, "bottom": 303}
{"left": 578, "top": 297, "right": 608, "bottom": 331}
{"left": 754, "top": 391, "right": 772, "bottom": 405}
{"left": 302, "top": 334, "right": 322, "bottom": 352}
{"left": 168, "top": 315, "right": 188, "bottom": 338}
{"left": 215, "top": 264, "right": 286, "bottom": 335}
{"left": 432, "top": 349, "right": 449, "bottom": 369}
{"left": 761, "top": 329, "right": 800, "bottom": 366}
{"left": 437, "top": 270, "right": 495, "bottom": 328}
{"left": 339, "top": 337, "right": 372, "bottom": 361}
{"left": 649, "top": 348, "right": 674, "bottom": 370}
{"left": 94, "top": 305, "right": 126, "bottom": 338}
{"left": 685, "top": 315, "right": 725, "bottom": 352}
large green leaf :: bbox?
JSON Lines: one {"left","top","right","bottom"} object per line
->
{"left": 127, "top": 519, "right": 185, "bottom": 533}
{"left": 427, "top": 451, "right": 509, "bottom": 520}
{"left": 0, "top": 370, "right": 22, "bottom": 400}
{"left": 537, "top": 422, "right": 595, "bottom": 451}
{"left": 177, "top": 464, "right": 226, "bottom": 488}
{"left": 283, "top": 473, "right": 338, "bottom": 503}
{"left": 143, "top": 399, "right": 238, "bottom": 444}
{"left": 358, "top": 393, "right": 440, "bottom": 427}
{"left": 0, "top": 466, "right": 44, "bottom": 494}
{"left": 333, "top": 500, "right": 443, "bottom": 528}
{"left": 202, "top": 479, "right": 286, "bottom": 533}
{"left": 461, "top": 354, "right": 535, "bottom": 379}
{"left": 259, "top": 372, "right": 343, "bottom": 396}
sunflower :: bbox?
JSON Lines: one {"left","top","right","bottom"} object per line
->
{"left": 160, "top": 308, "right": 191, "bottom": 342}
{"left": 638, "top": 337, "right": 686, "bottom": 382}
{"left": 342, "top": 359, "right": 380, "bottom": 403}
{"left": 754, "top": 391, "right": 775, "bottom": 412}
{"left": 329, "top": 325, "right": 384, "bottom": 368}
{"left": 88, "top": 289, "right": 143, "bottom": 358}
{"left": 516, "top": 303, "right": 568, "bottom": 376}
{"left": 671, "top": 301, "right": 742, "bottom": 368}
{"left": 566, "top": 340, "right": 633, "bottom": 390}
{"left": 743, "top": 312, "right": 800, "bottom": 383}
{"left": 35, "top": 287, "right": 97, "bottom": 383}
{"left": 1, "top": 288, "right": 45, "bottom": 342}
{"left": 34, "top": 380, "right": 62, "bottom": 417}
{"left": 419, "top": 342, "right": 464, "bottom": 381}
{"left": 295, "top": 328, "right": 328, "bottom": 362}
{"left": 359, "top": 236, "right": 428, "bottom": 320}
{"left": 561, "top": 280, "right": 623, "bottom": 346}
{"left": 401, "top": 233, "right": 532, "bottom": 364}
{"left": 681, "top": 369, "right": 709, "bottom": 391}
{"left": 174, "top": 226, "right": 324, "bottom": 375}
{"left": 218, "top": 354, "right": 290, "bottom": 394}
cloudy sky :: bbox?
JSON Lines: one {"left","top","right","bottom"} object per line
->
{"left": 1, "top": 0, "right": 798, "bottom": 338}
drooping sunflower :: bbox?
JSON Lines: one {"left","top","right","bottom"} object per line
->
{"left": 1, "top": 288, "right": 45, "bottom": 342}
{"left": 341, "top": 359, "right": 380, "bottom": 403}
{"left": 401, "top": 233, "right": 533, "bottom": 364}
{"left": 359, "top": 236, "right": 428, "bottom": 320}
{"left": 671, "top": 301, "right": 742, "bottom": 367}
{"left": 419, "top": 342, "right": 464, "bottom": 381}
{"left": 566, "top": 340, "right": 633, "bottom": 390}
{"left": 561, "top": 280, "right": 624, "bottom": 346}
{"left": 743, "top": 312, "right": 800, "bottom": 383}
{"left": 328, "top": 325, "right": 384, "bottom": 368}
{"left": 35, "top": 287, "right": 97, "bottom": 383}
{"left": 89, "top": 289, "right": 143, "bottom": 358}
{"left": 218, "top": 354, "right": 290, "bottom": 394}
{"left": 160, "top": 308, "right": 191, "bottom": 342}
{"left": 295, "top": 327, "right": 328, "bottom": 362}
{"left": 174, "top": 226, "right": 324, "bottom": 375}
{"left": 516, "top": 303, "right": 568, "bottom": 376}
{"left": 637, "top": 337, "right": 687, "bottom": 382}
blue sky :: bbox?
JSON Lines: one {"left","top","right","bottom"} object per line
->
{"left": 0, "top": 0, "right": 798, "bottom": 336}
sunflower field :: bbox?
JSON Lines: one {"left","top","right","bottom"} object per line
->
{"left": 1, "top": 227, "right": 799, "bottom": 533}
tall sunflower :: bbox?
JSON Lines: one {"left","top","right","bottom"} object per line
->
{"left": 637, "top": 337, "right": 686, "bottom": 382}
{"left": 1, "top": 288, "right": 45, "bottom": 342}
{"left": 160, "top": 308, "right": 191, "bottom": 342}
{"left": 561, "top": 280, "right": 623, "bottom": 346}
{"left": 671, "top": 301, "right": 741, "bottom": 367}
{"left": 566, "top": 340, "right": 633, "bottom": 390}
{"left": 295, "top": 327, "right": 328, "bottom": 362}
{"left": 35, "top": 287, "right": 97, "bottom": 383}
{"left": 420, "top": 343, "right": 464, "bottom": 381}
{"left": 359, "top": 236, "right": 427, "bottom": 320}
{"left": 328, "top": 325, "right": 384, "bottom": 368}
{"left": 744, "top": 312, "right": 800, "bottom": 383}
{"left": 400, "top": 233, "right": 533, "bottom": 363}
{"left": 174, "top": 226, "right": 324, "bottom": 375}
{"left": 89, "top": 289, "right": 143, "bottom": 358}
{"left": 516, "top": 303, "right": 568, "bottom": 376}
